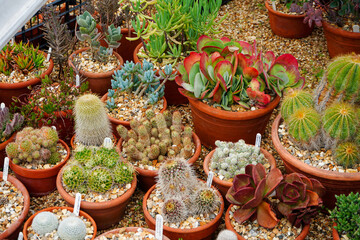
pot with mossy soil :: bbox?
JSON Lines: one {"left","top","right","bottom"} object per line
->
{"left": 100, "top": 59, "right": 172, "bottom": 135}
{"left": 271, "top": 55, "right": 360, "bottom": 208}
{"left": 6, "top": 126, "right": 70, "bottom": 196}
{"left": 0, "top": 172, "right": 30, "bottom": 240}
{"left": 116, "top": 110, "right": 201, "bottom": 191}
{"left": 203, "top": 139, "right": 276, "bottom": 202}
{"left": 143, "top": 158, "right": 224, "bottom": 240}
{"left": 224, "top": 163, "right": 324, "bottom": 240}
{"left": 176, "top": 36, "right": 304, "bottom": 147}
{"left": 23, "top": 206, "right": 97, "bottom": 240}
{"left": 0, "top": 42, "right": 54, "bottom": 107}
{"left": 95, "top": 227, "right": 171, "bottom": 240}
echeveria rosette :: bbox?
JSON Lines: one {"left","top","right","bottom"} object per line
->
{"left": 226, "top": 163, "right": 283, "bottom": 229}
{"left": 276, "top": 173, "right": 325, "bottom": 228}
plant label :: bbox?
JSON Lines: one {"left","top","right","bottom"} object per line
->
{"left": 155, "top": 214, "right": 163, "bottom": 240}
{"left": 51, "top": 126, "right": 57, "bottom": 131}
{"left": 0, "top": 102, "right": 5, "bottom": 110}
{"left": 272, "top": 1, "right": 276, "bottom": 11}
{"left": 255, "top": 133, "right": 261, "bottom": 148}
{"left": 10, "top": 38, "right": 14, "bottom": 46}
{"left": 103, "top": 137, "right": 113, "bottom": 149}
{"left": 18, "top": 232, "right": 23, "bottom": 240}
{"left": 76, "top": 74, "right": 80, "bottom": 87}
{"left": 73, "top": 193, "right": 81, "bottom": 216}
{"left": 3, "top": 157, "right": 9, "bottom": 182}
{"left": 46, "top": 47, "right": 52, "bottom": 62}
{"left": 353, "top": 25, "right": 360, "bottom": 33}
{"left": 207, "top": 171, "right": 214, "bottom": 187}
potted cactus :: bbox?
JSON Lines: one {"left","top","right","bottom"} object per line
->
{"left": 225, "top": 163, "right": 324, "bottom": 239}
{"left": 176, "top": 35, "right": 304, "bottom": 147}
{"left": 95, "top": 227, "right": 171, "bottom": 240}
{"left": 68, "top": 11, "right": 124, "bottom": 96}
{"left": 143, "top": 158, "right": 224, "bottom": 240}
{"left": 271, "top": 54, "right": 360, "bottom": 208}
{"left": 0, "top": 42, "right": 54, "bottom": 107}
{"left": 203, "top": 139, "right": 277, "bottom": 201}
{"left": 100, "top": 60, "right": 173, "bottom": 134}
{"left": 23, "top": 206, "right": 97, "bottom": 240}
{"left": 6, "top": 126, "right": 70, "bottom": 196}
{"left": 116, "top": 109, "right": 201, "bottom": 190}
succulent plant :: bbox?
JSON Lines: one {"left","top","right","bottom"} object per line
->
{"left": 0, "top": 106, "right": 24, "bottom": 143}
{"left": 31, "top": 211, "right": 59, "bottom": 235}
{"left": 88, "top": 167, "right": 113, "bottom": 193}
{"left": 216, "top": 230, "right": 238, "bottom": 240}
{"left": 74, "top": 94, "right": 112, "bottom": 147}
{"left": 334, "top": 142, "right": 360, "bottom": 169}
{"left": 119, "top": 110, "right": 194, "bottom": 166}
{"left": 192, "top": 187, "right": 220, "bottom": 215}
{"left": 280, "top": 89, "right": 314, "bottom": 121}
{"left": 5, "top": 126, "right": 60, "bottom": 165}
{"left": 62, "top": 164, "right": 86, "bottom": 190}
{"left": 210, "top": 139, "right": 265, "bottom": 181}
{"left": 57, "top": 216, "right": 87, "bottom": 240}
{"left": 226, "top": 163, "right": 283, "bottom": 228}
{"left": 113, "top": 162, "right": 135, "bottom": 184}
{"left": 162, "top": 198, "right": 188, "bottom": 223}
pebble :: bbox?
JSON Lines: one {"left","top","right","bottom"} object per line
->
{"left": 75, "top": 51, "right": 120, "bottom": 73}
{"left": 97, "top": 227, "right": 157, "bottom": 239}
{"left": 0, "top": 61, "right": 50, "bottom": 84}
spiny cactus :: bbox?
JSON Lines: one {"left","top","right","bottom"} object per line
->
{"left": 57, "top": 216, "right": 87, "bottom": 240}
{"left": 334, "top": 142, "right": 360, "bottom": 169}
{"left": 113, "top": 162, "right": 135, "bottom": 184}
{"left": 192, "top": 187, "right": 220, "bottom": 215}
{"left": 31, "top": 211, "right": 59, "bottom": 235}
{"left": 62, "top": 165, "right": 86, "bottom": 190}
{"left": 74, "top": 94, "right": 112, "bottom": 147}
{"left": 88, "top": 167, "right": 113, "bottom": 193}
{"left": 216, "top": 230, "right": 238, "bottom": 240}
{"left": 95, "top": 148, "right": 119, "bottom": 168}
{"left": 0, "top": 106, "right": 24, "bottom": 143}
{"left": 281, "top": 89, "right": 314, "bottom": 121}
{"left": 162, "top": 198, "right": 188, "bottom": 223}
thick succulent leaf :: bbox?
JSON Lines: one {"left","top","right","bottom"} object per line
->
{"left": 237, "top": 53, "right": 249, "bottom": 69}
{"left": 184, "top": 52, "right": 201, "bottom": 74}
{"left": 197, "top": 35, "right": 213, "bottom": 52}
{"left": 242, "top": 178, "right": 266, "bottom": 209}
{"left": 220, "top": 37, "right": 231, "bottom": 42}
{"left": 292, "top": 181, "right": 307, "bottom": 201}
{"left": 194, "top": 73, "right": 205, "bottom": 98}
{"left": 200, "top": 52, "right": 212, "bottom": 82}
{"left": 182, "top": 82, "right": 195, "bottom": 92}
{"left": 275, "top": 54, "right": 299, "bottom": 68}
{"left": 226, "top": 186, "right": 255, "bottom": 205}
{"left": 238, "top": 41, "right": 253, "bottom": 55}
{"left": 233, "top": 208, "right": 256, "bottom": 224}
{"left": 175, "top": 75, "right": 184, "bottom": 87}
{"left": 285, "top": 173, "right": 303, "bottom": 184}
{"left": 309, "top": 179, "right": 325, "bottom": 197}
{"left": 208, "top": 81, "right": 220, "bottom": 98}
{"left": 277, "top": 201, "right": 294, "bottom": 217}
{"left": 178, "top": 88, "right": 197, "bottom": 99}
{"left": 282, "top": 183, "right": 301, "bottom": 204}
{"left": 264, "top": 167, "right": 283, "bottom": 197}
{"left": 217, "top": 73, "right": 228, "bottom": 91}
{"left": 210, "top": 52, "right": 222, "bottom": 62}
{"left": 214, "top": 60, "right": 233, "bottom": 79}
{"left": 202, "top": 40, "right": 226, "bottom": 54}
{"left": 232, "top": 174, "right": 252, "bottom": 191}
{"left": 213, "top": 87, "right": 223, "bottom": 103}
{"left": 177, "top": 64, "right": 188, "bottom": 82}
{"left": 263, "top": 51, "right": 276, "bottom": 72}
{"left": 251, "top": 163, "right": 266, "bottom": 186}
{"left": 189, "top": 62, "right": 200, "bottom": 86}
{"left": 257, "top": 201, "right": 279, "bottom": 229}
{"left": 307, "top": 190, "right": 322, "bottom": 206}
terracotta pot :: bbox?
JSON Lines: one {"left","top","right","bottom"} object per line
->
{"left": 0, "top": 172, "right": 30, "bottom": 240}
{"left": 133, "top": 43, "right": 189, "bottom": 105}
{"left": 332, "top": 223, "right": 340, "bottom": 240}
{"left": 95, "top": 227, "right": 170, "bottom": 240}
{"left": 116, "top": 129, "right": 202, "bottom": 191}
{"left": 322, "top": 20, "right": 360, "bottom": 58}
{"left": 68, "top": 47, "right": 124, "bottom": 96}
{"left": 0, "top": 51, "right": 54, "bottom": 107}
{"left": 56, "top": 168, "right": 137, "bottom": 230}
{"left": 143, "top": 182, "right": 225, "bottom": 240}
{"left": 272, "top": 114, "right": 360, "bottom": 208}
{"left": 188, "top": 96, "right": 280, "bottom": 148}
{"left": 203, "top": 146, "right": 277, "bottom": 204}
{"left": 101, "top": 92, "right": 167, "bottom": 136}
{"left": 225, "top": 204, "right": 310, "bottom": 240}
{"left": 8, "top": 139, "right": 70, "bottom": 197}
{"left": 23, "top": 206, "right": 97, "bottom": 240}
{"left": 0, "top": 132, "right": 16, "bottom": 170}
{"left": 265, "top": 1, "right": 314, "bottom": 38}
{"left": 70, "top": 133, "right": 118, "bottom": 150}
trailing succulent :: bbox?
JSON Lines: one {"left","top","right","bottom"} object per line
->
{"left": 280, "top": 55, "right": 360, "bottom": 169}
{"left": 62, "top": 146, "right": 134, "bottom": 194}
{"left": 157, "top": 158, "right": 221, "bottom": 223}
{"left": 6, "top": 126, "right": 60, "bottom": 165}
{"left": 226, "top": 163, "right": 324, "bottom": 229}
{"left": 117, "top": 110, "right": 194, "bottom": 166}
{"left": 0, "top": 105, "right": 23, "bottom": 143}
{"left": 106, "top": 60, "right": 176, "bottom": 109}
{"left": 176, "top": 36, "right": 304, "bottom": 110}
{"left": 210, "top": 139, "right": 265, "bottom": 181}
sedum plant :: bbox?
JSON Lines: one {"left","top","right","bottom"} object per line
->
{"left": 176, "top": 36, "right": 304, "bottom": 110}
{"left": 0, "top": 106, "right": 24, "bottom": 143}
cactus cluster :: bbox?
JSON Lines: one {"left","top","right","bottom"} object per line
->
{"left": 0, "top": 106, "right": 24, "bottom": 143}
{"left": 210, "top": 140, "right": 265, "bottom": 181}
{"left": 62, "top": 146, "right": 134, "bottom": 194}
{"left": 157, "top": 158, "right": 221, "bottom": 224}
{"left": 118, "top": 110, "right": 194, "bottom": 166}
{"left": 6, "top": 126, "right": 61, "bottom": 165}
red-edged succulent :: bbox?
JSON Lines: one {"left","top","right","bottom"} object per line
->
{"left": 226, "top": 163, "right": 283, "bottom": 228}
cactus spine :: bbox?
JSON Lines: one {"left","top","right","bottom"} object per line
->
{"left": 162, "top": 198, "right": 188, "bottom": 223}
{"left": 281, "top": 89, "right": 314, "bottom": 121}
{"left": 334, "top": 142, "right": 360, "bottom": 169}
{"left": 88, "top": 167, "right": 113, "bottom": 193}
{"left": 192, "top": 187, "right": 220, "bottom": 215}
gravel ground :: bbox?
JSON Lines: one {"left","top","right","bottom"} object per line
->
{"left": 11, "top": 0, "right": 334, "bottom": 238}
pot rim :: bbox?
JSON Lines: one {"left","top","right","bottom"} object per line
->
{"left": 0, "top": 131, "right": 17, "bottom": 150}
{"left": 322, "top": 20, "right": 360, "bottom": 39}
{"left": 94, "top": 227, "right": 170, "bottom": 239}
{"left": 265, "top": 1, "right": 307, "bottom": 18}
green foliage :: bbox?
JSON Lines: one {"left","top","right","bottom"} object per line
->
{"left": 334, "top": 142, "right": 360, "bottom": 169}
{"left": 287, "top": 107, "right": 321, "bottom": 142}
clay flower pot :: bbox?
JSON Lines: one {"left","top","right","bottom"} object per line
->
{"left": 271, "top": 114, "right": 360, "bottom": 208}
{"left": 23, "top": 206, "right": 97, "bottom": 240}
{"left": 0, "top": 172, "right": 30, "bottom": 240}
{"left": 133, "top": 43, "right": 189, "bottom": 105}
{"left": 188, "top": 96, "right": 280, "bottom": 148}
{"left": 100, "top": 92, "right": 168, "bottom": 135}
{"left": 0, "top": 132, "right": 16, "bottom": 170}
{"left": 70, "top": 133, "right": 118, "bottom": 150}
{"left": 265, "top": 1, "right": 314, "bottom": 38}
{"left": 203, "top": 146, "right": 277, "bottom": 203}
{"left": 225, "top": 204, "right": 310, "bottom": 240}
{"left": 56, "top": 168, "right": 137, "bottom": 230}
{"left": 143, "top": 183, "right": 225, "bottom": 240}
{"left": 322, "top": 20, "right": 360, "bottom": 58}
{"left": 68, "top": 47, "right": 124, "bottom": 96}
{"left": 0, "top": 51, "right": 54, "bottom": 107}
{"left": 332, "top": 223, "right": 340, "bottom": 240}
{"left": 116, "top": 129, "right": 202, "bottom": 191}
{"left": 95, "top": 227, "right": 171, "bottom": 240}
{"left": 8, "top": 139, "right": 70, "bottom": 196}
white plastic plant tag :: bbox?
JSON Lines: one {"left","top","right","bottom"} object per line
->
{"left": 18, "top": 232, "right": 23, "bottom": 240}
{"left": 51, "top": 126, "right": 56, "bottom": 131}
{"left": 3, "top": 157, "right": 9, "bottom": 182}
{"left": 109, "top": 48, "right": 113, "bottom": 56}
{"left": 272, "top": 1, "right": 276, "bottom": 11}
{"left": 46, "top": 47, "right": 52, "bottom": 62}
{"left": 73, "top": 193, "right": 81, "bottom": 216}
{"left": 255, "top": 133, "right": 262, "bottom": 148}
{"left": 76, "top": 74, "right": 80, "bottom": 87}
{"left": 155, "top": 214, "right": 163, "bottom": 240}
{"left": 103, "top": 137, "right": 113, "bottom": 149}
{"left": 207, "top": 171, "right": 214, "bottom": 187}
{"left": 0, "top": 102, "right": 5, "bottom": 110}
{"left": 10, "top": 38, "right": 14, "bottom": 46}
{"left": 353, "top": 25, "right": 360, "bottom": 33}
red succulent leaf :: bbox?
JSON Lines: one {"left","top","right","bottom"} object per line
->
{"left": 178, "top": 88, "right": 197, "bottom": 100}
{"left": 220, "top": 46, "right": 232, "bottom": 57}
{"left": 257, "top": 201, "right": 278, "bottom": 229}
{"left": 184, "top": 52, "right": 201, "bottom": 74}
{"left": 226, "top": 187, "right": 256, "bottom": 205}
{"left": 175, "top": 75, "right": 184, "bottom": 87}
{"left": 234, "top": 208, "right": 256, "bottom": 224}
{"left": 307, "top": 190, "right": 322, "bottom": 206}
{"left": 264, "top": 167, "right": 283, "bottom": 197}
{"left": 243, "top": 67, "right": 259, "bottom": 79}
{"left": 284, "top": 173, "right": 303, "bottom": 184}
{"left": 238, "top": 41, "right": 253, "bottom": 55}
{"left": 237, "top": 52, "right": 249, "bottom": 69}
{"left": 197, "top": 35, "right": 213, "bottom": 52}
{"left": 242, "top": 178, "right": 266, "bottom": 209}
{"left": 282, "top": 183, "right": 301, "bottom": 204}
{"left": 200, "top": 89, "right": 210, "bottom": 99}
{"left": 220, "top": 37, "right": 231, "bottom": 42}
{"left": 250, "top": 163, "right": 266, "bottom": 186}
{"left": 213, "top": 87, "right": 223, "bottom": 103}
{"left": 309, "top": 179, "right": 325, "bottom": 198}
{"left": 199, "top": 52, "right": 212, "bottom": 82}
{"left": 208, "top": 81, "right": 220, "bottom": 98}
{"left": 217, "top": 73, "right": 228, "bottom": 91}
{"left": 263, "top": 51, "right": 276, "bottom": 71}
{"left": 292, "top": 181, "right": 307, "bottom": 201}
{"left": 210, "top": 52, "right": 221, "bottom": 62}
{"left": 232, "top": 174, "right": 252, "bottom": 191}
{"left": 275, "top": 54, "right": 299, "bottom": 68}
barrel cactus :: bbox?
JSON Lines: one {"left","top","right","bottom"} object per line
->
{"left": 334, "top": 142, "right": 360, "bottom": 169}
{"left": 31, "top": 211, "right": 59, "bottom": 235}
{"left": 192, "top": 187, "right": 220, "bottom": 215}
{"left": 280, "top": 89, "right": 313, "bottom": 121}
{"left": 57, "top": 216, "right": 87, "bottom": 240}
{"left": 62, "top": 164, "right": 86, "bottom": 190}
{"left": 162, "top": 198, "right": 188, "bottom": 223}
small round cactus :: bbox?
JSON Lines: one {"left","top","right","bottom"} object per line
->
{"left": 57, "top": 216, "right": 87, "bottom": 240}
{"left": 88, "top": 167, "right": 113, "bottom": 193}
{"left": 192, "top": 187, "right": 220, "bottom": 215}
{"left": 216, "top": 230, "right": 238, "bottom": 240}
{"left": 74, "top": 148, "right": 92, "bottom": 164}
{"left": 31, "top": 211, "right": 59, "bottom": 235}
{"left": 113, "top": 162, "right": 134, "bottom": 185}
{"left": 62, "top": 165, "right": 86, "bottom": 190}
{"left": 162, "top": 198, "right": 187, "bottom": 223}
{"left": 288, "top": 107, "right": 321, "bottom": 142}
{"left": 95, "top": 148, "right": 119, "bottom": 168}
{"left": 281, "top": 89, "right": 314, "bottom": 122}
{"left": 334, "top": 142, "right": 360, "bottom": 169}
{"left": 48, "top": 152, "right": 61, "bottom": 165}
{"left": 5, "top": 142, "right": 19, "bottom": 158}
{"left": 41, "top": 126, "right": 59, "bottom": 145}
